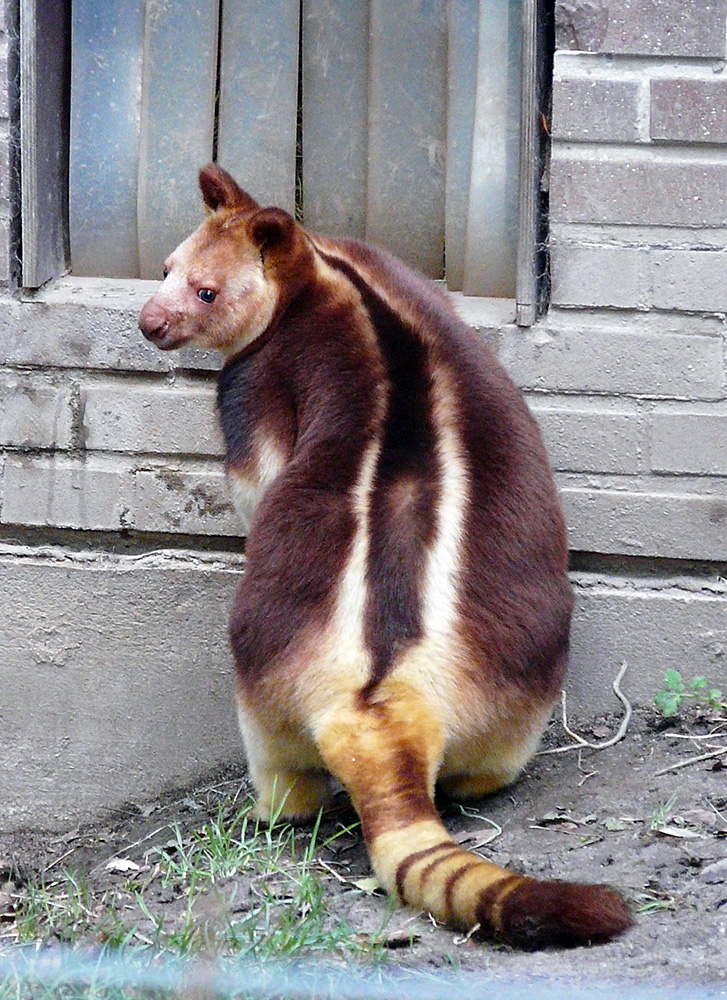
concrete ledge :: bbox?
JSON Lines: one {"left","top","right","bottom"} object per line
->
{"left": 0, "top": 545, "right": 245, "bottom": 831}
{"left": 3, "top": 542, "right": 726, "bottom": 831}
{"left": 569, "top": 572, "right": 727, "bottom": 716}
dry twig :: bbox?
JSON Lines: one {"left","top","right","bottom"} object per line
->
{"left": 539, "top": 661, "right": 632, "bottom": 756}
{"left": 654, "top": 745, "right": 727, "bottom": 777}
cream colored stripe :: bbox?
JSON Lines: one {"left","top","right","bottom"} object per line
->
{"left": 309, "top": 235, "right": 424, "bottom": 333}
{"left": 333, "top": 436, "right": 381, "bottom": 648}
{"left": 421, "top": 367, "right": 469, "bottom": 640}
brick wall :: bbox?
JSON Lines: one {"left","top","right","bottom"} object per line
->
{"left": 3, "top": 2, "right": 724, "bottom": 569}
{"left": 551, "top": 0, "right": 727, "bottom": 312}
{"left": 0, "top": 281, "right": 234, "bottom": 542}
{"left": 539, "top": 0, "right": 727, "bottom": 567}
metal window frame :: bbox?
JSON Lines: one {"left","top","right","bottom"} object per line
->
{"left": 19, "top": 0, "right": 71, "bottom": 289}
{"left": 516, "top": 0, "right": 553, "bottom": 326}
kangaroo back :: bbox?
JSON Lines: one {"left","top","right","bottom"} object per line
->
{"left": 139, "top": 164, "right": 633, "bottom": 949}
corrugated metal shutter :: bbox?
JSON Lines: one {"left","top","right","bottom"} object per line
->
{"left": 55, "top": 0, "right": 542, "bottom": 310}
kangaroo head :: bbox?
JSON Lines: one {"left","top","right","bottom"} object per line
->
{"left": 139, "top": 164, "right": 313, "bottom": 357}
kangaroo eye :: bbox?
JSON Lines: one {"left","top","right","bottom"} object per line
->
{"left": 198, "top": 288, "right": 217, "bottom": 303}
{"left": 162, "top": 267, "right": 169, "bottom": 279}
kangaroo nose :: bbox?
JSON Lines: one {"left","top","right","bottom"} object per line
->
{"left": 139, "top": 300, "right": 170, "bottom": 343}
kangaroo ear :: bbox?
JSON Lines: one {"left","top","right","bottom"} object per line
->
{"left": 249, "top": 207, "right": 296, "bottom": 256}
{"left": 199, "top": 163, "right": 259, "bottom": 214}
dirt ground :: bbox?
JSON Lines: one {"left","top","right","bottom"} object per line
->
{"left": 1, "top": 706, "right": 726, "bottom": 992}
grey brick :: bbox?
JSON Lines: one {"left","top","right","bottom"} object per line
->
{"left": 133, "top": 467, "right": 238, "bottom": 535}
{"left": 1, "top": 455, "right": 239, "bottom": 536}
{"left": 82, "top": 385, "right": 224, "bottom": 456}
{"left": 550, "top": 242, "right": 649, "bottom": 309}
{"left": 2, "top": 455, "right": 133, "bottom": 531}
{"left": 653, "top": 249, "right": 727, "bottom": 312}
{"left": 528, "top": 399, "right": 644, "bottom": 474}
{"left": 556, "top": 0, "right": 727, "bottom": 58}
{"left": 0, "top": 42, "right": 8, "bottom": 119}
{"left": 498, "top": 323, "right": 724, "bottom": 399}
{"left": 0, "top": 377, "right": 73, "bottom": 449}
{"left": 551, "top": 156, "right": 727, "bottom": 228}
{"left": 0, "top": 221, "right": 9, "bottom": 284}
{"left": 652, "top": 78, "right": 727, "bottom": 145}
{"left": 0, "top": 132, "right": 8, "bottom": 203}
{"left": 552, "top": 77, "right": 641, "bottom": 143}
{"left": 561, "top": 484, "right": 727, "bottom": 561}
{"left": 651, "top": 408, "right": 727, "bottom": 475}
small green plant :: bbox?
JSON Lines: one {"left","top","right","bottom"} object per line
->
{"left": 649, "top": 793, "right": 677, "bottom": 832}
{"left": 654, "top": 669, "right": 724, "bottom": 718}
{"left": 633, "top": 890, "right": 677, "bottom": 914}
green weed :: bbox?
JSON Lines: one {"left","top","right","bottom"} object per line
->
{"left": 654, "top": 669, "right": 725, "bottom": 718}
{"left": 633, "top": 890, "right": 677, "bottom": 914}
{"left": 649, "top": 793, "right": 678, "bottom": 832}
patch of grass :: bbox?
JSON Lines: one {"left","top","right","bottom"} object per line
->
{"left": 3, "top": 794, "right": 389, "bottom": 970}
{"left": 154, "top": 797, "right": 263, "bottom": 886}
{"left": 654, "top": 670, "right": 725, "bottom": 719}
{"left": 11, "top": 871, "right": 100, "bottom": 946}
{"left": 140, "top": 803, "right": 384, "bottom": 962}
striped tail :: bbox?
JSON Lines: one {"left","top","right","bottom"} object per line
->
{"left": 369, "top": 817, "right": 633, "bottom": 949}
{"left": 316, "top": 693, "right": 633, "bottom": 950}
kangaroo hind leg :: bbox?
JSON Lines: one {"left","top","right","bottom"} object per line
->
{"left": 237, "top": 703, "right": 332, "bottom": 823}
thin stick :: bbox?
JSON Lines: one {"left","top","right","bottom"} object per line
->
{"left": 316, "top": 859, "right": 348, "bottom": 883}
{"left": 453, "top": 922, "right": 481, "bottom": 946}
{"left": 706, "top": 798, "right": 727, "bottom": 828}
{"left": 654, "top": 745, "right": 727, "bottom": 777}
{"left": 665, "top": 732, "right": 727, "bottom": 743}
{"left": 577, "top": 748, "right": 597, "bottom": 786}
{"left": 539, "top": 661, "right": 632, "bottom": 755}
{"left": 42, "top": 847, "right": 78, "bottom": 874}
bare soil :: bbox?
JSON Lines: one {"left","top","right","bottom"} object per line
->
{"left": 2, "top": 707, "right": 726, "bottom": 990}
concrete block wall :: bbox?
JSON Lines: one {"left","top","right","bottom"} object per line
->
{"left": 2, "top": 0, "right": 727, "bottom": 828}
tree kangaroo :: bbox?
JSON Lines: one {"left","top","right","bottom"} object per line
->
{"left": 139, "top": 164, "right": 632, "bottom": 948}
